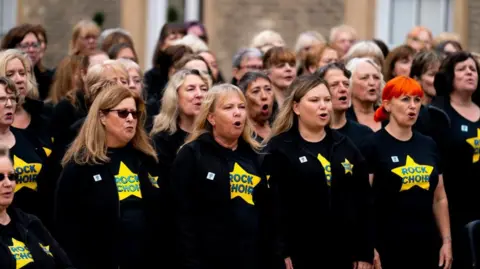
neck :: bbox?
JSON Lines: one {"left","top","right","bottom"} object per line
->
{"left": 0, "top": 207, "right": 9, "bottom": 225}
{"left": 273, "top": 85, "right": 286, "bottom": 107}
{"left": 178, "top": 114, "right": 195, "bottom": 133}
{"left": 385, "top": 120, "right": 412, "bottom": 141}
{"left": 0, "top": 125, "right": 10, "bottom": 136}
{"left": 422, "top": 95, "right": 432, "bottom": 105}
{"left": 352, "top": 98, "right": 375, "bottom": 114}
{"left": 213, "top": 132, "right": 238, "bottom": 150}
{"left": 15, "top": 105, "right": 25, "bottom": 114}
{"left": 106, "top": 138, "right": 128, "bottom": 149}
{"left": 450, "top": 91, "right": 473, "bottom": 107}
{"left": 330, "top": 110, "right": 347, "bottom": 129}
{"left": 298, "top": 123, "right": 326, "bottom": 143}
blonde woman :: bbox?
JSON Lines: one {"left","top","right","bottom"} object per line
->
{"left": 150, "top": 69, "right": 210, "bottom": 168}
{"left": 55, "top": 84, "right": 165, "bottom": 269}
{"left": 343, "top": 41, "right": 385, "bottom": 71}
{"left": 170, "top": 84, "right": 275, "bottom": 269}
{"left": 69, "top": 19, "right": 101, "bottom": 55}
{"left": 117, "top": 58, "right": 144, "bottom": 98}
{"left": 263, "top": 74, "right": 372, "bottom": 269}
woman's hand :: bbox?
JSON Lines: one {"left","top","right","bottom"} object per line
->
{"left": 354, "top": 261, "right": 372, "bottom": 269}
{"left": 373, "top": 249, "right": 382, "bottom": 269}
{"left": 284, "top": 257, "right": 293, "bottom": 269}
{"left": 439, "top": 241, "right": 453, "bottom": 269}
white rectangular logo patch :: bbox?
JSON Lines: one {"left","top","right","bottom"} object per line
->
{"left": 93, "top": 174, "right": 102, "bottom": 182}
{"left": 461, "top": 125, "right": 469, "bottom": 132}
{"left": 206, "top": 172, "right": 215, "bottom": 180}
{"left": 299, "top": 156, "right": 307, "bottom": 163}
{"left": 391, "top": 156, "right": 399, "bottom": 163}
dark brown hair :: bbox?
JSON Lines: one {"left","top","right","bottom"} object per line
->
{"left": 0, "top": 24, "right": 39, "bottom": 50}
{"left": 263, "top": 47, "right": 296, "bottom": 70}
{"left": 383, "top": 45, "right": 416, "bottom": 81}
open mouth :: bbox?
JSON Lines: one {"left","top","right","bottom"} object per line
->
{"left": 234, "top": 121, "right": 242, "bottom": 127}
{"left": 368, "top": 88, "right": 377, "bottom": 94}
{"left": 319, "top": 112, "right": 329, "bottom": 119}
{"left": 408, "top": 112, "right": 416, "bottom": 118}
{"left": 338, "top": 96, "right": 347, "bottom": 101}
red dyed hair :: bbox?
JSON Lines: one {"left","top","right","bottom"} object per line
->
{"left": 374, "top": 76, "right": 424, "bottom": 122}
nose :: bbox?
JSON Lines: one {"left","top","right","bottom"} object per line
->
{"left": 260, "top": 90, "right": 268, "bottom": 100}
{"left": 5, "top": 98, "right": 13, "bottom": 107}
{"left": 3, "top": 177, "right": 14, "bottom": 188}
{"left": 14, "top": 73, "right": 24, "bottom": 84}
{"left": 126, "top": 113, "right": 134, "bottom": 122}
{"left": 128, "top": 79, "right": 136, "bottom": 90}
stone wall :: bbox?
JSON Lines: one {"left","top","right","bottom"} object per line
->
{"left": 468, "top": 0, "right": 480, "bottom": 52}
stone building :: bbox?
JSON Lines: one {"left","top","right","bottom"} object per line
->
{"left": 0, "top": 0, "right": 477, "bottom": 81}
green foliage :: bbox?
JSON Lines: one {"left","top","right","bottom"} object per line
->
{"left": 92, "top": 11, "right": 105, "bottom": 27}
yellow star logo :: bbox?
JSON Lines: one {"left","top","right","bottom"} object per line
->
{"left": 466, "top": 128, "right": 480, "bottom": 163}
{"left": 230, "top": 163, "right": 261, "bottom": 205}
{"left": 13, "top": 156, "right": 41, "bottom": 192}
{"left": 39, "top": 243, "right": 53, "bottom": 257}
{"left": 148, "top": 173, "right": 159, "bottom": 188}
{"left": 115, "top": 162, "right": 142, "bottom": 201}
{"left": 8, "top": 238, "right": 34, "bottom": 268}
{"left": 391, "top": 155, "right": 434, "bottom": 192}
{"left": 341, "top": 158, "right": 354, "bottom": 175}
{"left": 42, "top": 147, "right": 52, "bottom": 157}
{"left": 317, "top": 154, "right": 332, "bottom": 186}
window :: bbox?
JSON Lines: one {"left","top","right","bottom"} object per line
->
{"left": 0, "top": 0, "right": 17, "bottom": 38}
{"left": 375, "top": 0, "right": 454, "bottom": 48}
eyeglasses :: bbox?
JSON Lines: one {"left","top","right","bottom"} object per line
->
{"left": 106, "top": 109, "right": 139, "bottom": 119}
{"left": 0, "top": 172, "right": 18, "bottom": 182}
{"left": 0, "top": 96, "right": 18, "bottom": 105}
{"left": 16, "top": 43, "right": 40, "bottom": 50}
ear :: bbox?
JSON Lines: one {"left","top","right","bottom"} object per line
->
{"left": 293, "top": 101, "right": 300, "bottom": 116}
{"left": 207, "top": 113, "right": 215, "bottom": 127}
{"left": 99, "top": 111, "right": 107, "bottom": 126}
{"left": 382, "top": 99, "right": 392, "bottom": 113}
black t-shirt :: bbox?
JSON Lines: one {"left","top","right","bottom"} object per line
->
{"left": 10, "top": 128, "right": 44, "bottom": 216}
{"left": 301, "top": 134, "right": 332, "bottom": 186}
{"left": 108, "top": 147, "right": 148, "bottom": 269}
{"left": 361, "top": 129, "right": 440, "bottom": 242}
{"left": 0, "top": 222, "right": 37, "bottom": 269}
{"left": 336, "top": 119, "right": 374, "bottom": 147}
{"left": 226, "top": 149, "right": 263, "bottom": 269}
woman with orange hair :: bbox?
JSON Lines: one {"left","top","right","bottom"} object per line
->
{"left": 361, "top": 76, "right": 452, "bottom": 269}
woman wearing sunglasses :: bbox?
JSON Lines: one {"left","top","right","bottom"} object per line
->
{"left": 55, "top": 85, "right": 166, "bottom": 269}
{"left": 0, "top": 146, "right": 73, "bottom": 268}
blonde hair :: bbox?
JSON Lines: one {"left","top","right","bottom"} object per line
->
{"left": 49, "top": 55, "right": 83, "bottom": 104}
{"left": 0, "top": 49, "right": 39, "bottom": 100}
{"left": 329, "top": 24, "right": 357, "bottom": 43}
{"left": 69, "top": 19, "right": 101, "bottom": 55}
{"left": 85, "top": 59, "right": 128, "bottom": 103}
{"left": 62, "top": 84, "right": 157, "bottom": 166}
{"left": 250, "top": 30, "right": 285, "bottom": 53}
{"left": 171, "top": 34, "right": 208, "bottom": 53}
{"left": 265, "top": 75, "right": 328, "bottom": 144}
{"left": 343, "top": 41, "right": 385, "bottom": 69}
{"left": 294, "top": 31, "right": 326, "bottom": 54}
{"left": 184, "top": 84, "right": 261, "bottom": 151}
{"left": 346, "top": 57, "right": 385, "bottom": 104}
{"left": 150, "top": 69, "right": 211, "bottom": 136}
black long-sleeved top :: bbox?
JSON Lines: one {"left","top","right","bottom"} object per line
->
{"left": 263, "top": 126, "right": 373, "bottom": 269}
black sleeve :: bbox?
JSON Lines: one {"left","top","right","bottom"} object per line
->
{"left": 152, "top": 134, "right": 177, "bottom": 171}
{"left": 349, "top": 142, "right": 374, "bottom": 263}
{"left": 358, "top": 135, "right": 376, "bottom": 174}
{"left": 49, "top": 101, "right": 75, "bottom": 149}
{"left": 170, "top": 145, "right": 202, "bottom": 269}
{"left": 53, "top": 163, "right": 87, "bottom": 268}
{"left": 262, "top": 147, "right": 291, "bottom": 260}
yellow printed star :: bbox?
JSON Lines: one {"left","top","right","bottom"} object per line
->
{"left": 148, "top": 173, "right": 159, "bottom": 188}
{"left": 39, "top": 243, "right": 53, "bottom": 257}
{"left": 115, "top": 162, "right": 142, "bottom": 201}
{"left": 466, "top": 128, "right": 480, "bottom": 163}
{"left": 230, "top": 163, "right": 261, "bottom": 205}
{"left": 391, "top": 155, "right": 434, "bottom": 192}
{"left": 9, "top": 238, "right": 34, "bottom": 268}
{"left": 42, "top": 147, "right": 52, "bottom": 157}
{"left": 341, "top": 158, "right": 354, "bottom": 175}
{"left": 317, "top": 154, "right": 332, "bottom": 186}
{"left": 13, "top": 156, "right": 41, "bottom": 192}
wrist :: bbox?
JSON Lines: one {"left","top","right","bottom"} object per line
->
{"left": 442, "top": 235, "right": 452, "bottom": 244}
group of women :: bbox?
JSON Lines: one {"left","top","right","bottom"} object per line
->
{"left": 0, "top": 19, "right": 479, "bottom": 269}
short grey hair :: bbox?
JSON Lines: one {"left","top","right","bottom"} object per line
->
{"left": 232, "top": 48, "right": 262, "bottom": 68}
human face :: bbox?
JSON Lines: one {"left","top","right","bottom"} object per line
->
{"left": 245, "top": 78, "right": 274, "bottom": 122}
{"left": 199, "top": 52, "right": 219, "bottom": 81}
{"left": 38, "top": 33, "right": 46, "bottom": 55}
{"left": 117, "top": 47, "right": 136, "bottom": 62}
{"left": 294, "top": 84, "right": 332, "bottom": 130}
{"left": 0, "top": 84, "right": 16, "bottom": 127}
{"left": 208, "top": 92, "right": 247, "bottom": 142}
{"left": 318, "top": 48, "right": 339, "bottom": 68}
{"left": 17, "top": 32, "right": 40, "bottom": 65}
{"left": 79, "top": 30, "right": 98, "bottom": 53}
{"left": 0, "top": 156, "right": 15, "bottom": 208}
{"left": 418, "top": 63, "right": 439, "bottom": 97}
{"left": 104, "top": 68, "right": 128, "bottom": 86}
{"left": 269, "top": 62, "right": 296, "bottom": 90}
{"left": 324, "top": 69, "right": 350, "bottom": 111}
{"left": 102, "top": 97, "right": 138, "bottom": 148}
{"left": 178, "top": 75, "right": 208, "bottom": 117}
{"left": 453, "top": 58, "right": 479, "bottom": 94}
{"left": 384, "top": 94, "right": 422, "bottom": 128}
{"left": 234, "top": 56, "right": 263, "bottom": 80}
{"left": 88, "top": 53, "right": 109, "bottom": 68}
{"left": 351, "top": 62, "right": 381, "bottom": 103}
{"left": 184, "top": 60, "right": 209, "bottom": 74}
{"left": 162, "top": 32, "right": 183, "bottom": 50}
{"left": 393, "top": 56, "right": 413, "bottom": 77}
{"left": 127, "top": 69, "right": 142, "bottom": 96}
{"left": 334, "top": 31, "right": 355, "bottom": 54}
{"left": 408, "top": 30, "right": 431, "bottom": 51}
{"left": 5, "top": 58, "right": 27, "bottom": 97}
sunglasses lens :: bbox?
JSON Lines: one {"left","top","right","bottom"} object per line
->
{"left": 0, "top": 173, "right": 17, "bottom": 182}
{"left": 116, "top": 110, "right": 138, "bottom": 119}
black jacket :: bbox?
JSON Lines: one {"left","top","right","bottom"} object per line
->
{"left": 170, "top": 133, "right": 278, "bottom": 269}
{"left": 264, "top": 126, "right": 373, "bottom": 268}
{"left": 53, "top": 147, "right": 165, "bottom": 269}
{"left": 152, "top": 129, "right": 188, "bottom": 171}
{"left": 0, "top": 207, "right": 73, "bottom": 269}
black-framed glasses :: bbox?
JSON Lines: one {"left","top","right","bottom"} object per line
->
{"left": 0, "top": 172, "right": 18, "bottom": 182}
{"left": 0, "top": 96, "right": 18, "bottom": 105}
{"left": 106, "top": 109, "right": 139, "bottom": 119}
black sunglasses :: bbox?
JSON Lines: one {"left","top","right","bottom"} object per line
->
{"left": 106, "top": 109, "right": 139, "bottom": 119}
{"left": 0, "top": 173, "right": 18, "bottom": 182}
